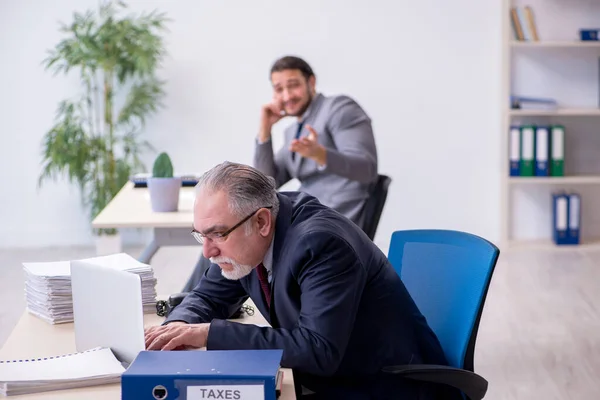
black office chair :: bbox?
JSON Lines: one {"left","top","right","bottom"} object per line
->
{"left": 360, "top": 174, "right": 392, "bottom": 240}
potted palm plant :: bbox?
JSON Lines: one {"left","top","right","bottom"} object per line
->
{"left": 37, "top": 1, "right": 169, "bottom": 254}
{"left": 148, "top": 152, "right": 182, "bottom": 212}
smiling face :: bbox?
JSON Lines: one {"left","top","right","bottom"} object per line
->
{"left": 271, "top": 69, "right": 316, "bottom": 117}
{"left": 193, "top": 188, "right": 274, "bottom": 280}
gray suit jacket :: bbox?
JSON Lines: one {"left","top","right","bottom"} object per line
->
{"left": 254, "top": 93, "right": 378, "bottom": 227}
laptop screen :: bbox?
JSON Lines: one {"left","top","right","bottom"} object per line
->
{"left": 70, "top": 260, "right": 145, "bottom": 366}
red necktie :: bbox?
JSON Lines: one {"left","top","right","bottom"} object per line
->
{"left": 256, "top": 263, "right": 271, "bottom": 308}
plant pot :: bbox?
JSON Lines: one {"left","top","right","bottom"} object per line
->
{"left": 95, "top": 232, "right": 122, "bottom": 256}
{"left": 147, "top": 177, "right": 182, "bottom": 212}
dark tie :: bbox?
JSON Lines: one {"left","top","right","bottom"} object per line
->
{"left": 256, "top": 263, "right": 271, "bottom": 308}
{"left": 291, "top": 121, "right": 304, "bottom": 161}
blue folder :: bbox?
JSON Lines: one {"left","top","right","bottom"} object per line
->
{"left": 552, "top": 192, "right": 569, "bottom": 245}
{"left": 535, "top": 126, "right": 550, "bottom": 176}
{"left": 509, "top": 125, "right": 521, "bottom": 176}
{"left": 567, "top": 193, "right": 581, "bottom": 245}
{"left": 122, "top": 349, "right": 284, "bottom": 400}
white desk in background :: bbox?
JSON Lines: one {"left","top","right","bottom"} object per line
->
{"left": 92, "top": 182, "right": 199, "bottom": 263}
{"left": 0, "top": 300, "right": 296, "bottom": 399}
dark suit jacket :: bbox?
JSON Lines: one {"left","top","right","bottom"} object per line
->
{"left": 165, "top": 192, "right": 452, "bottom": 399}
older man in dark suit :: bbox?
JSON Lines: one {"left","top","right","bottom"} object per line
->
{"left": 145, "top": 162, "right": 458, "bottom": 399}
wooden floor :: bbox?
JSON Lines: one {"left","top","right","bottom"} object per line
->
{"left": 1, "top": 243, "right": 599, "bottom": 399}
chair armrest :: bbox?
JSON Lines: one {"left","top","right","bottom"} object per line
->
{"left": 168, "top": 292, "right": 189, "bottom": 308}
{"left": 156, "top": 293, "right": 250, "bottom": 319}
{"left": 381, "top": 364, "right": 487, "bottom": 400}
{"left": 155, "top": 292, "right": 190, "bottom": 317}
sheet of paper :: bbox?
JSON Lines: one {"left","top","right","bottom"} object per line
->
{"left": 0, "top": 347, "right": 125, "bottom": 382}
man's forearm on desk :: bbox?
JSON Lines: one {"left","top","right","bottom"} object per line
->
{"left": 164, "top": 292, "right": 246, "bottom": 325}
{"left": 207, "top": 319, "right": 343, "bottom": 376}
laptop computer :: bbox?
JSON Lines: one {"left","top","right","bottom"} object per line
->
{"left": 70, "top": 260, "right": 146, "bottom": 366}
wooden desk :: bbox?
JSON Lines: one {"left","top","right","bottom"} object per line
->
{"left": 92, "top": 182, "right": 200, "bottom": 263}
{"left": 0, "top": 304, "right": 296, "bottom": 399}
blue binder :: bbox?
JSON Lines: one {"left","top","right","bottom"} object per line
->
{"left": 122, "top": 349, "right": 283, "bottom": 400}
{"left": 509, "top": 125, "right": 521, "bottom": 176}
{"left": 535, "top": 126, "right": 550, "bottom": 176}
{"left": 552, "top": 192, "right": 569, "bottom": 245}
{"left": 567, "top": 193, "right": 581, "bottom": 245}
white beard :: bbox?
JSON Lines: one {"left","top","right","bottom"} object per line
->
{"left": 210, "top": 256, "right": 254, "bottom": 280}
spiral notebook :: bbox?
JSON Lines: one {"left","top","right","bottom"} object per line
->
{"left": 0, "top": 347, "right": 125, "bottom": 396}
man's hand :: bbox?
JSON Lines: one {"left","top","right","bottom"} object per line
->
{"left": 144, "top": 322, "right": 211, "bottom": 351}
{"left": 289, "top": 124, "right": 327, "bottom": 165}
{"left": 258, "top": 101, "right": 286, "bottom": 142}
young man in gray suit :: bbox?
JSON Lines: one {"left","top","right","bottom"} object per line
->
{"left": 182, "top": 56, "right": 378, "bottom": 292}
{"left": 255, "top": 55, "right": 378, "bottom": 227}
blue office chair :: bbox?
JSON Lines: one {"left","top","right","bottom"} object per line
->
{"left": 383, "top": 229, "right": 500, "bottom": 400}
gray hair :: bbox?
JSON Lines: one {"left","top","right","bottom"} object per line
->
{"left": 195, "top": 161, "right": 280, "bottom": 225}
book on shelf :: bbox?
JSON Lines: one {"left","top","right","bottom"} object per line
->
{"left": 510, "top": 95, "right": 557, "bottom": 110}
{"left": 580, "top": 29, "right": 600, "bottom": 41}
{"left": 509, "top": 124, "right": 564, "bottom": 177}
{"left": 510, "top": 6, "right": 539, "bottom": 41}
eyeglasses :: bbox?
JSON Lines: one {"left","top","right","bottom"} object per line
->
{"left": 191, "top": 206, "right": 273, "bottom": 244}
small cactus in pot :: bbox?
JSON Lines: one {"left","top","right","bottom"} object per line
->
{"left": 152, "top": 152, "right": 174, "bottom": 178}
{"left": 147, "top": 152, "right": 182, "bottom": 212}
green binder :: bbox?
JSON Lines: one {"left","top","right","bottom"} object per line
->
{"left": 551, "top": 125, "right": 565, "bottom": 177}
{"left": 520, "top": 125, "right": 535, "bottom": 176}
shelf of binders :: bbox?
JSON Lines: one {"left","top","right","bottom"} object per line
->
{"left": 509, "top": 124, "right": 600, "bottom": 184}
{"left": 510, "top": 192, "right": 583, "bottom": 248}
{"left": 503, "top": 188, "right": 587, "bottom": 249}
{"left": 509, "top": 124, "right": 564, "bottom": 179}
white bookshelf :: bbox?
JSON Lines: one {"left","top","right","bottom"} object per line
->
{"left": 509, "top": 176, "right": 600, "bottom": 185}
{"left": 511, "top": 41, "right": 600, "bottom": 48}
{"left": 502, "top": 0, "right": 600, "bottom": 249}
{"left": 509, "top": 109, "right": 600, "bottom": 117}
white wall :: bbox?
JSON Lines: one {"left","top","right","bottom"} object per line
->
{"left": 0, "top": 0, "right": 503, "bottom": 251}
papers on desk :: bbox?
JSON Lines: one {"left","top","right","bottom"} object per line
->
{"left": 22, "top": 253, "right": 157, "bottom": 324}
{"left": 0, "top": 347, "right": 125, "bottom": 396}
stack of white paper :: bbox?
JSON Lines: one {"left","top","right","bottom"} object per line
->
{"left": 0, "top": 347, "right": 125, "bottom": 396}
{"left": 22, "top": 253, "right": 157, "bottom": 324}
